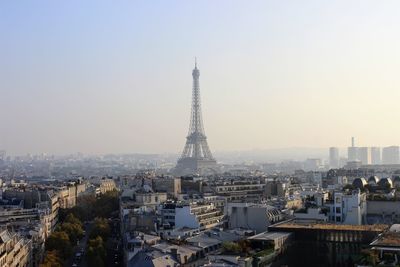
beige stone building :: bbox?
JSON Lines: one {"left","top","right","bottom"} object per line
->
{"left": 0, "top": 230, "right": 32, "bottom": 267}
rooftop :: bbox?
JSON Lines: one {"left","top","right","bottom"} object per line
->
{"left": 152, "top": 243, "right": 202, "bottom": 256}
{"left": 370, "top": 232, "right": 400, "bottom": 247}
{"left": 370, "top": 225, "right": 400, "bottom": 248}
{"left": 247, "top": 231, "right": 292, "bottom": 241}
{"left": 269, "top": 221, "right": 388, "bottom": 232}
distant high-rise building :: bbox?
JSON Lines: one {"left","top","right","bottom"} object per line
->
{"left": 329, "top": 147, "right": 339, "bottom": 168}
{"left": 175, "top": 60, "right": 217, "bottom": 175}
{"left": 347, "top": 137, "right": 359, "bottom": 162}
{"left": 304, "top": 158, "right": 322, "bottom": 171}
{"left": 358, "top": 147, "right": 371, "bottom": 165}
{"left": 382, "top": 146, "right": 400, "bottom": 164}
{"left": 371, "top": 147, "right": 381, "bottom": 164}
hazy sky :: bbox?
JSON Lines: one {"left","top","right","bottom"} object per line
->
{"left": 1, "top": 1, "right": 400, "bottom": 155}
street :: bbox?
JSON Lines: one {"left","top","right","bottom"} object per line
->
{"left": 67, "top": 221, "right": 93, "bottom": 267}
{"left": 67, "top": 218, "right": 122, "bottom": 267}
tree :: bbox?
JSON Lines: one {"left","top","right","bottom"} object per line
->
{"left": 238, "top": 239, "right": 252, "bottom": 254}
{"left": 59, "top": 222, "right": 84, "bottom": 244}
{"left": 45, "top": 231, "right": 72, "bottom": 259}
{"left": 359, "top": 248, "right": 379, "bottom": 266}
{"left": 92, "top": 191, "right": 119, "bottom": 218}
{"left": 90, "top": 217, "right": 111, "bottom": 241}
{"left": 87, "top": 236, "right": 106, "bottom": 267}
{"left": 77, "top": 194, "right": 97, "bottom": 219}
{"left": 58, "top": 190, "right": 119, "bottom": 222}
{"left": 222, "top": 242, "right": 241, "bottom": 254}
{"left": 65, "top": 213, "right": 83, "bottom": 227}
{"left": 40, "top": 250, "right": 63, "bottom": 267}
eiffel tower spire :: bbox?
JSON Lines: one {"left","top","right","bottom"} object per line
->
{"left": 175, "top": 60, "right": 217, "bottom": 175}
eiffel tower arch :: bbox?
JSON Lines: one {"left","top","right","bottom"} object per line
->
{"left": 174, "top": 60, "right": 217, "bottom": 175}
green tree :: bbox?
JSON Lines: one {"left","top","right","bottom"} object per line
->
{"left": 86, "top": 236, "right": 106, "bottom": 267}
{"left": 77, "top": 194, "right": 97, "bottom": 219}
{"left": 64, "top": 213, "right": 83, "bottom": 227}
{"left": 222, "top": 242, "right": 241, "bottom": 254}
{"left": 359, "top": 248, "right": 379, "bottom": 265}
{"left": 40, "top": 250, "right": 63, "bottom": 267}
{"left": 45, "top": 231, "right": 72, "bottom": 259}
{"left": 59, "top": 222, "right": 84, "bottom": 244}
{"left": 92, "top": 191, "right": 119, "bottom": 218}
{"left": 90, "top": 217, "right": 111, "bottom": 241}
{"left": 238, "top": 239, "right": 252, "bottom": 254}
{"left": 58, "top": 190, "right": 119, "bottom": 222}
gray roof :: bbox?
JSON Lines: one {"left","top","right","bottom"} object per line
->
{"left": 247, "top": 231, "right": 292, "bottom": 241}
{"left": 186, "top": 230, "right": 242, "bottom": 248}
{"left": 128, "top": 250, "right": 179, "bottom": 267}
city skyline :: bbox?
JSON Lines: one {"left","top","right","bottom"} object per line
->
{"left": 3, "top": 2, "right": 400, "bottom": 267}
{"left": 2, "top": 1, "right": 400, "bottom": 155}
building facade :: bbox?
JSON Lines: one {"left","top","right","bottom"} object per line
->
{"left": 329, "top": 147, "right": 339, "bottom": 168}
{"left": 382, "top": 146, "right": 400, "bottom": 164}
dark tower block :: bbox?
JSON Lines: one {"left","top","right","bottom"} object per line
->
{"left": 174, "top": 60, "right": 217, "bottom": 175}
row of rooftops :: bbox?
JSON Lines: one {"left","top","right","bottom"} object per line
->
{"left": 269, "top": 220, "right": 388, "bottom": 232}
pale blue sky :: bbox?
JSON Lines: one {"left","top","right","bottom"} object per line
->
{"left": 1, "top": 1, "right": 400, "bottom": 155}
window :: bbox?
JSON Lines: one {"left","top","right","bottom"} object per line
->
{"left": 336, "top": 216, "right": 341, "bottom": 222}
{"left": 335, "top": 207, "right": 341, "bottom": 214}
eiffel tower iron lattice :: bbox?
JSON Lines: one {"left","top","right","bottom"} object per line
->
{"left": 175, "top": 60, "right": 217, "bottom": 175}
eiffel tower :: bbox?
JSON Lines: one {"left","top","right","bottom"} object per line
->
{"left": 175, "top": 60, "right": 217, "bottom": 175}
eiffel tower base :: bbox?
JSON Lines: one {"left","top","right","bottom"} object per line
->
{"left": 174, "top": 157, "right": 217, "bottom": 176}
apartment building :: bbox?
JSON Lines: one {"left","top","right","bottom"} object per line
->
{"left": 325, "top": 190, "right": 367, "bottom": 225}
{"left": 160, "top": 202, "right": 224, "bottom": 232}
{"left": 151, "top": 177, "right": 181, "bottom": 198}
{"left": 214, "top": 182, "right": 265, "bottom": 202}
{"left": 226, "top": 203, "right": 283, "bottom": 233}
{"left": 0, "top": 230, "right": 32, "bottom": 267}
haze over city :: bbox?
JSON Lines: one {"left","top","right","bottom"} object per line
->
{"left": 2, "top": 1, "right": 400, "bottom": 155}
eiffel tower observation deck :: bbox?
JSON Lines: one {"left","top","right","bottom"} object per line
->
{"left": 174, "top": 60, "right": 217, "bottom": 175}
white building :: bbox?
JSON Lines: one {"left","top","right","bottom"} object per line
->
{"left": 371, "top": 147, "right": 381, "bottom": 164}
{"left": 304, "top": 159, "right": 322, "bottom": 171}
{"left": 310, "top": 172, "right": 323, "bottom": 187}
{"left": 358, "top": 147, "right": 371, "bottom": 165}
{"left": 329, "top": 147, "right": 339, "bottom": 168}
{"left": 293, "top": 207, "right": 328, "bottom": 223}
{"left": 348, "top": 147, "right": 359, "bottom": 162}
{"left": 326, "top": 190, "right": 366, "bottom": 225}
{"left": 347, "top": 137, "right": 359, "bottom": 162}
{"left": 175, "top": 203, "right": 224, "bottom": 231}
{"left": 226, "top": 203, "right": 283, "bottom": 233}
{"left": 134, "top": 191, "right": 168, "bottom": 208}
{"left": 214, "top": 182, "right": 265, "bottom": 202}
{"left": 160, "top": 202, "right": 224, "bottom": 232}
{"left": 382, "top": 146, "right": 400, "bottom": 164}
